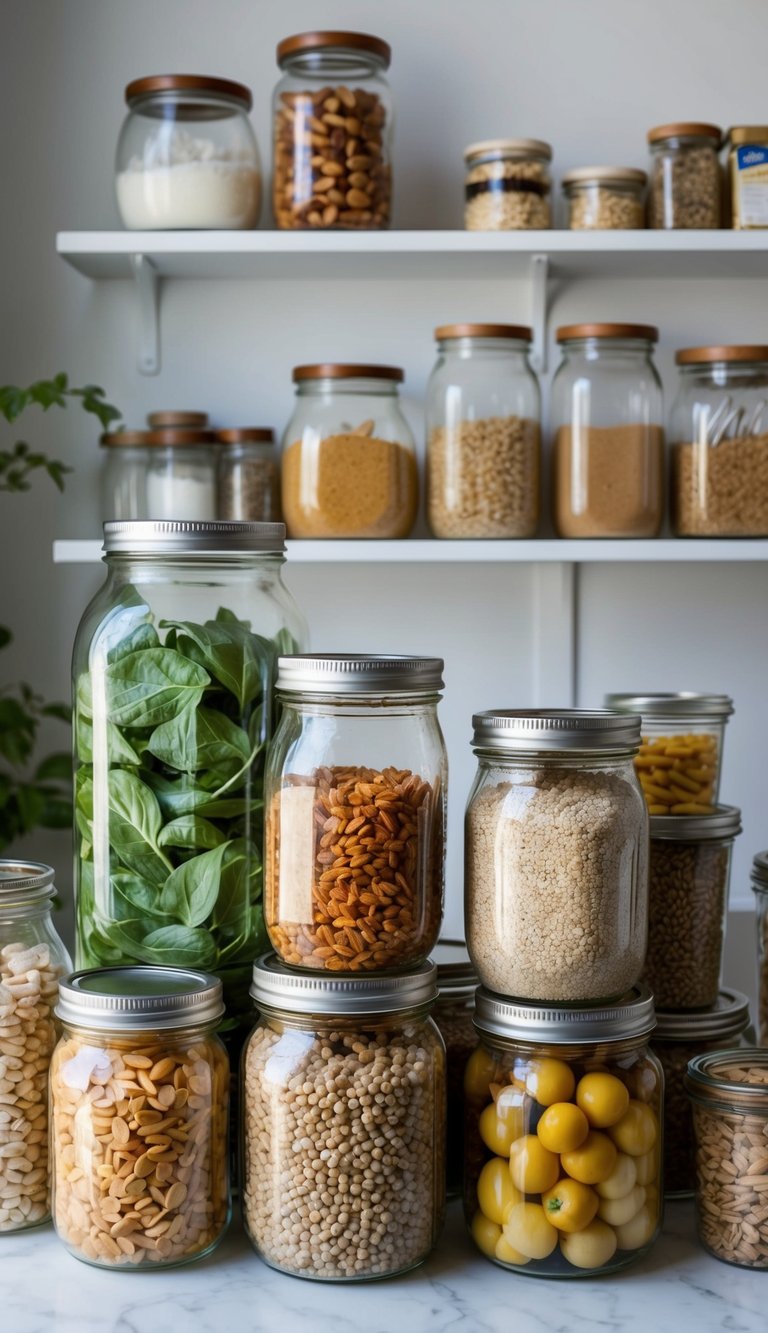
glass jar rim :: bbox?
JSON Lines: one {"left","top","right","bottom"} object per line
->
{"left": 685, "top": 1047, "right": 768, "bottom": 1110}
{"left": 103, "top": 519, "right": 286, "bottom": 556}
{"left": 562, "top": 166, "right": 647, "bottom": 188}
{"left": 277, "top": 653, "right": 444, "bottom": 697}
{"left": 56, "top": 966, "right": 224, "bottom": 1030}
{"left": 650, "top": 804, "right": 741, "bottom": 842}
{"left": 474, "top": 984, "right": 655, "bottom": 1044}
{"left": 276, "top": 30, "right": 391, "bottom": 68}
{"left": 605, "top": 690, "right": 734, "bottom": 721}
{"left": 125, "top": 74, "right": 252, "bottom": 111}
{"left": 653, "top": 989, "right": 750, "bottom": 1042}
{"left": 434, "top": 323, "right": 532, "bottom": 343}
{"left": 250, "top": 954, "right": 437, "bottom": 1015}
{"left": 471, "top": 708, "right": 641, "bottom": 756}
{"left": 556, "top": 323, "right": 658, "bottom": 344}
{"left": 0, "top": 860, "right": 55, "bottom": 907}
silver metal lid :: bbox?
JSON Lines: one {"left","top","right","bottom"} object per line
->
{"left": 752, "top": 851, "right": 768, "bottom": 889}
{"left": 474, "top": 985, "right": 655, "bottom": 1043}
{"left": 471, "top": 709, "right": 641, "bottom": 754}
{"left": 103, "top": 520, "right": 286, "bottom": 555}
{"left": 276, "top": 654, "right": 445, "bottom": 696}
{"left": 651, "top": 804, "right": 742, "bottom": 842}
{"left": 56, "top": 966, "right": 224, "bottom": 1030}
{"left": 250, "top": 955, "right": 438, "bottom": 1015}
{"left": 605, "top": 692, "right": 734, "bottom": 721}
{"left": 432, "top": 939, "right": 478, "bottom": 994}
{"left": 686, "top": 1048, "right": 768, "bottom": 1110}
{"left": 653, "top": 989, "right": 751, "bottom": 1042}
{"left": 0, "top": 860, "right": 56, "bottom": 905}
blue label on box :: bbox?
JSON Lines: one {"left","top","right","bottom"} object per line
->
{"left": 737, "top": 145, "right": 768, "bottom": 170}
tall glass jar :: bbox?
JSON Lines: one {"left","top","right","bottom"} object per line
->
{"left": 51, "top": 966, "right": 230, "bottom": 1268}
{"left": 551, "top": 324, "right": 664, "bottom": 538}
{"left": 432, "top": 940, "right": 478, "bottom": 1198}
{"left": 605, "top": 691, "right": 734, "bottom": 813}
{"left": 281, "top": 364, "right": 418, "bottom": 538}
{"left": 465, "top": 710, "right": 648, "bottom": 1003}
{"left": 648, "top": 122, "right": 721, "bottom": 229}
{"left": 463, "top": 139, "right": 552, "bottom": 230}
{"left": 751, "top": 852, "right": 768, "bottom": 1043}
{"left": 265, "top": 654, "right": 447, "bottom": 972}
{"left": 242, "top": 956, "right": 445, "bottom": 1279}
{"left": 272, "top": 31, "right": 392, "bottom": 230}
{"left": 426, "top": 324, "right": 540, "bottom": 539}
{"left": 0, "top": 861, "right": 71, "bottom": 1233}
{"left": 217, "top": 429, "right": 281, "bottom": 522}
{"left": 465, "top": 987, "right": 663, "bottom": 1277}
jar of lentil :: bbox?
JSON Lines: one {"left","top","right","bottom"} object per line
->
{"left": 464, "top": 139, "right": 552, "bottom": 230}
{"left": 726, "top": 126, "right": 768, "bottom": 229}
{"left": 465, "top": 711, "right": 648, "bottom": 1003}
{"left": 750, "top": 852, "right": 768, "bottom": 1043}
{"left": 465, "top": 986, "right": 663, "bottom": 1276}
{"left": 432, "top": 940, "right": 478, "bottom": 1197}
{"left": 265, "top": 654, "right": 447, "bottom": 972}
{"left": 242, "top": 955, "right": 445, "bottom": 1279}
{"left": 605, "top": 692, "right": 733, "bottom": 813}
{"left": 426, "top": 323, "right": 540, "bottom": 539}
{"left": 216, "top": 429, "right": 281, "bottom": 522}
{"left": 562, "top": 168, "right": 646, "bottom": 230}
{"left": 281, "top": 364, "right": 418, "bottom": 538}
{"left": 51, "top": 966, "right": 230, "bottom": 1268}
{"left": 648, "top": 122, "right": 721, "bottom": 229}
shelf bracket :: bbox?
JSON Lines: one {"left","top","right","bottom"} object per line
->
{"left": 528, "top": 253, "right": 549, "bottom": 374}
{"left": 130, "top": 253, "right": 160, "bottom": 375}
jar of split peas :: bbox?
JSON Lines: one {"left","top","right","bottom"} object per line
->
{"left": 604, "top": 692, "right": 733, "bottom": 813}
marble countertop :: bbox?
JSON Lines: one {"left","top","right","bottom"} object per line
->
{"left": 4, "top": 1200, "right": 763, "bottom": 1333}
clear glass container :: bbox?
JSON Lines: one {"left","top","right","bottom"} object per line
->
{"left": 648, "top": 122, "right": 721, "bottom": 229}
{"left": 562, "top": 168, "right": 646, "bottom": 230}
{"left": 551, "top": 323, "right": 664, "bottom": 538}
{"left": 272, "top": 31, "right": 392, "bottom": 230}
{"left": 242, "top": 956, "right": 445, "bottom": 1279}
{"left": 432, "top": 940, "right": 478, "bottom": 1198}
{"left": 465, "top": 710, "right": 648, "bottom": 1003}
{"left": 465, "top": 987, "right": 663, "bottom": 1277}
{"left": 115, "top": 75, "right": 261, "bottom": 230}
{"left": 281, "top": 364, "right": 418, "bottom": 538}
{"left": 426, "top": 323, "right": 541, "bottom": 539}
{"left": 216, "top": 429, "right": 281, "bottom": 522}
{"left": 101, "top": 431, "right": 151, "bottom": 522}
{"left": 726, "top": 126, "right": 768, "bottom": 230}
{"left": 670, "top": 345, "right": 768, "bottom": 536}
{"left": 605, "top": 692, "right": 734, "bottom": 813}
{"left": 464, "top": 139, "right": 552, "bottom": 230}
{"left": 751, "top": 852, "right": 768, "bottom": 1043}
{"left": 139, "top": 429, "right": 218, "bottom": 522}
{"left": 50, "top": 966, "right": 230, "bottom": 1268}
{"left": 0, "top": 861, "right": 71, "bottom": 1233}
{"left": 265, "top": 655, "right": 447, "bottom": 972}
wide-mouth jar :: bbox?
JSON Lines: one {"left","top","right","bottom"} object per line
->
{"left": 562, "top": 167, "right": 647, "bottom": 230}
{"left": 750, "top": 852, "right": 768, "bottom": 1043}
{"left": 605, "top": 691, "right": 733, "bottom": 812}
{"left": 464, "top": 139, "right": 552, "bottom": 231}
{"left": 432, "top": 939, "right": 478, "bottom": 1196}
{"left": 647, "top": 122, "right": 721, "bottom": 229}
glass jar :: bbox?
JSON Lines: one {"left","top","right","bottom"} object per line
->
{"left": 465, "top": 711, "right": 648, "bottom": 1003}
{"left": 464, "top": 139, "right": 552, "bottom": 230}
{"left": 273, "top": 31, "right": 392, "bottom": 230}
{"left": 432, "top": 940, "right": 478, "bottom": 1198}
{"left": 670, "top": 345, "right": 768, "bottom": 537}
{"left": 551, "top": 324, "right": 664, "bottom": 538}
{"left": 605, "top": 691, "right": 734, "bottom": 813}
{"left": 51, "top": 966, "right": 230, "bottom": 1268}
{"left": 648, "top": 122, "right": 721, "bottom": 229}
{"left": 751, "top": 852, "right": 768, "bottom": 1043}
{"left": 465, "top": 987, "right": 663, "bottom": 1277}
{"left": 100, "top": 431, "right": 151, "bottom": 522}
{"left": 242, "top": 956, "right": 445, "bottom": 1279}
{"left": 141, "top": 428, "right": 218, "bottom": 521}
{"left": 265, "top": 654, "right": 447, "bottom": 972}
{"left": 426, "top": 323, "right": 540, "bottom": 539}
{"left": 0, "top": 861, "right": 71, "bottom": 1233}
{"left": 216, "top": 429, "right": 281, "bottom": 522}
{"left": 726, "top": 126, "right": 768, "bottom": 230}
{"left": 562, "top": 168, "right": 646, "bottom": 230}
{"left": 115, "top": 75, "right": 261, "bottom": 230}
{"left": 281, "top": 364, "right": 418, "bottom": 538}
{"left": 652, "top": 991, "right": 751, "bottom": 1198}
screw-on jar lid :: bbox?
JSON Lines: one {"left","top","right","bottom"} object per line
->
{"left": 675, "top": 346, "right": 768, "bottom": 366}
{"left": 751, "top": 851, "right": 768, "bottom": 890}
{"left": 277, "top": 31, "right": 391, "bottom": 67}
{"left": 292, "top": 363, "right": 404, "bottom": 383}
{"left": 474, "top": 985, "right": 655, "bottom": 1044}
{"left": 56, "top": 966, "right": 224, "bottom": 1030}
{"left": 250, "top": 955, "right": 437, "bottom": 1015}
{"left": 647, "top": 122, "right": 721, "bottom": 144}
{"left": 0, "top": 860, "right": 56, "bottom": 905}
{"left": 605, "top": 691, "right": 734, "bottom": 721}
{"left": 471, "top": 709, "right": 641, "bottom": 755}
{"left": 434, "top": 323, "right": 532, "bottom": 342}
{"left": 651, "top": 804, "right": 742, "bottom": 842}
{"left": 432, "top": 940, "right": 478, "bottom": 994}
{"left": 653, "top": 990, "right": 751, "bottom": 1042}
{"left": 277, "top": 653, "right": 444, "bottom": 696}
{"left": 556, "top": 323, "right": 658, "bottom": 343}
{"left": 562, "top": 166, "right": 647, "bottom": 189}
{"left": 100, "top": 429, "right": 151, "bottom": 448}
{"left": 686, "top": 1048, "right": 768, "bottom": 1112}
{"left": 147, "top": 411, "right": 209, "bottom": 428}
{"left": 103, "top": 519, "right": 286, "bottom": 555}
{"left": 464, "top": 138, "right": 553, "bottom": 162}
{"left": 125, "top": 74, "right": 253, "bottom": 111}
{"left": 727, "top": 126, "right": 768, "bottom": 147}
{"left": 216, "top": 428, "right": 274, "bottom": 444}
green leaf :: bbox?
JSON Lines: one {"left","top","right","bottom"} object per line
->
{"left": 147, "top": 704, "right": 251, "bottom": 774}
{"left": 0, "top": 697, "right": 37, "bottom": 766}
{"left": 34, "top": 751, "right": 71, "bottom": 783}
{"left": 159, "top": 842, "right": 230, "bottom": 927}
{"left": 106, "top": 648, "right": 209, "bottom": 727}
{"left": 0, "top": 626, "right": 11, "bottom": 650}
{"left": 130, "top": 923, "right": 217, "bottom": 968}
{"left": 16, "top": 784, "right": 44, "bottom": 833}
{"left": 38, "top": 796, "right": 73, "bottom": 829}
{"left": 196, "top": 796, "right": 263, "bottom": 819}
{"left": 41, "top": 701, "right": 71, "bottom": 722}
{"left": 106, "top": 620, "right": 160, "bottom": 663}
{"left": 212, "top": 837, "right": 259, "bottom": 930}
{"left": 76, "top": 712, "right": 142, "bottom": 766}
{"left": 111, "top": 871, "right": 171, "bottom": 923}
{"left": 108, "top": 769, "right": 171, "bottom": 886}
{"left": 159, "top": 618, "right": 273, "bottom": 711}
{"left": 158, "top": 815, "right": 227, "bottom": 851}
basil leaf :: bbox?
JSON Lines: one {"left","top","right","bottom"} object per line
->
{"left": 107, "top": 621, "right": 160, "bottom": 663}
{"left": 159, "top": 842, "right": 230, "bottom": 927}
{"left": 105, "top": 648, "right": 209, "bottom": 728}
{"left": 160, "top": 619, "right": 273, "bottom": 711}
{"left": 108, "top": 769, "right": 171, "bottom": 886}
{"left": 77, "top": 712, "right": 143, "bottom": 766}
{"left": 195, "top": 796, "right": 263, "bottom": 819}
{"left": 158, "top": 815, "right": 227, "bottom": 851}
{"left": 212, "top": 837, "right": 259, "bottom": 930}
{"left": 112, "top": 870, "right": 170, "bottom": 923}
{"left": 147, "top": 774, "right": 215, "bottom": 818}
{"left": 138, "top": 924, "right": 217, "bottom": 968}
{"left": 147, "top": 704, "right": 251, "bottom": 774}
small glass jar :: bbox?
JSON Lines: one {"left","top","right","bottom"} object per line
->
{"left": 551, "top": 324, "right": 664, "bottom": 538}
{"left": 726, "top": 126, "right": 768, "bottom": 229}
{"left": 426, "top": 323, "right": 540, "bottom": 539}
{"left": 242, "top": 956, "right": 445, "bottom": 1279}
{"left": 465, "top": 987, "right": 663, "bottom": 1277}
{"left": 670, "top": 345, "right": 768, "bottom": 537}
{"left": 605, "top": 692, "right": 734, "bottom": 813}
{"left": 751, "top": 852, "right": 768, "bottom": 1043}
{"left": 273, "top": 31, "right": 392, "bottom": 230}
{"left": 281, "top": 364, "right": 418, "bottom": 538}
{"left": 51, "top": 966, "right": 230, "bottom": 1268}
{"left": 465, "top": 711, "right": 648, "bottom": 1003}
{"left": 0, "top": 861, "right": 72, "bottom": 1233}
{"left": 139, "top": 428, "right": 218, "bottom": 521}
{"left": 562, "top": 168, "right": 646, "bottom": 230}
{"left": 100, "top": 430, "right": 151, "bottom": 521}
{"left": 432, "top": 940, "right": 478, "bottom": 1198}
{"left": 464, "top": 139, "right": 552, "bottom": 230}
{"left": 648, "top": 122, "right": 721, "bottom": 229}
{"left": 115, "top": 75, "right": 261, "bottom": 230}
{"left": 216, "top": 429, "right": 281, "bottom": 522}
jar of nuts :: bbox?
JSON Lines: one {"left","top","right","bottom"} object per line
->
{"left": 648, "top": 122, "right": 722, "bottom": 228}
{"left": 242, "top": 955, "right": 446, "bottom": 1279}
{"left": 562, "top": 167, "right": 647, "bottom": 229}
{"left": 750, "top": 852, "right": 768, "bottom": 1044}
{"left": 605, "top": 692, "right": 734, "bottom": 813}
{"left": 465, "top": 986, "right": 663, "bottom": 1277}
{"left": 272, "top": 31, "right": 392, "bottom": 230}
{"left": 432, "top": 940, "right": 478, "bottom": 1198}
{"left": 464, "top": 139, "right": 552, "bottom": 230}
{"left": 0, "top": 861, "right": 71, "bottom": 1233}
{"left": 216, "top": 429, "right": 281, "bottom": 522}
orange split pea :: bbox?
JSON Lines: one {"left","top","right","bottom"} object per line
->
{"left": 634, "top": 732, "right": 717, "bottom": 814}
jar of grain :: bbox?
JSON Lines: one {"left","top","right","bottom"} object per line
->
{"left": 670, "top": 345, "right": 768, "bottom": 536}
{"left": 281, "top": 364, "right": 418, "bottom": 537}
{"left": 648, "top": 123, "right": 721, "bottom": 229}
{"left": 273, "top": 31, "right": 392, "bottom": 230}
{"left": 217, "top": 429, "right": 281, "bottom": 522}
{"left": 464, "top": 140, "right": 552, "bottom": 230}
{"left": 750, "top": 852, "right": 768, "bottom": 1043}
{"left": 265, "top": 654, "right": 447, "bottom": 972}
{"left": 242, "top": 955, "right": 445, "bottom": 1279}
{"left": 0, "top": 861, "right": 71, "bottom": 1233}
{"left": 432, "top": 940, "right": 478, "bottom": 1198}
{"left": 605, "top": 691, "right": 734, "bottom": 812}
{"left": 726, "top": 127, "right": 768, "bottom": 229}
{"left": 465, "top": 710, "right": 648, "bottom": 1003}
{"left": 426, "top": 323, "right": 540, "bottom": 539}
{"left": 465, "top": 986, "right": 663, "bottom": 1276}
{"left": 51, "top": 966, "right": 230, "bottom": 1268}
{"left": 562, "top": 168, "right": 647, "bottom": 230}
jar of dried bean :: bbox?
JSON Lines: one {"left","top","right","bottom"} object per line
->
{"left": 272, "top": 31, "right": 392, "bottom": 230}
{"left": 750, "top": 852, "right": 768, "bottom": 1043}
{"left": 562, "top": 168, "right": 647, "bottom": 230}
{"left": 464, "top": 139, "right": 552, "bottom": 230}
{"left": 605, "top": 692, "right": 733, "bottom": 813}
{"left": 426, "top": 323, "right": 541, "bottom": 539}
{"left": 465, "top": 986, "right": 663, "bottom": 1276}
{"left": 465, "top": 711, "right": 648, "bottom": 1003}
{"left": 648, "top": 123, "right": 721, "bottom": 229}
{"left": 265, "top": 654, "right": 447, "bottom": 972}
{"left": 242, "top": 955, "right": 445, "bottom": 1279}
{"left": 432, "top": 940, "right": 478, "bottom": 1197}
{"left": 216, "top": 429, "right": 281, "bottom": 522}
{"left": 51, "top": 966, "right": 230, "bottom": 1268}
{"left": 0, "top": 861, "right": 71, "bottom": 1233}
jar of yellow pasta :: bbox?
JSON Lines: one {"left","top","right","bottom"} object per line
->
{"left": 604, "top": 692, "right": 733, "bottom": 813}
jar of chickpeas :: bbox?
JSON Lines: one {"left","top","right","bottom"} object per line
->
{"left": 605, "top": 691, "right": 733, "bottom": 813}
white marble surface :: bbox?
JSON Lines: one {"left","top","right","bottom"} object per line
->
{"left": 3, "top": 1200, "right": 762, "bottom": 1333}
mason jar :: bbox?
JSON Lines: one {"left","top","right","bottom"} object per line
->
{"left": 551, "top": 324, "right": 664, "bottom": 538}
{"left": 116, "top": 75, "right": 261, "bottom": 230}
{"left": 51, "top": 966, "right": 230, "bottom": 1268}
{"left": 281, "top": 364, "right": 418, "bottom": 538}
{"left": 751, "top": 852, "right": 768, "bottom": 1043}
{"left": 465, "top": 710, "right": 648, "bottom": 1003}
{"left": 464, "top": 139, "right": 552, "bottom": 230}
{"left": 272, "top": 31, "right": 392, "bottom": 230}
{"left": 0, "top": 861, "right": 72, "bottom": 1233}
{"left": 426, "top": 323, "right": 540, "bottom": 539}
{"left": 216, "top": 429, "right": 281, "bottom": 522}
{"left": 648, "top": 122, "right": 721, "bottom": 229}
{"left": 465, "top": 986, "right": 663, "bottom": 1277}
{"left": 100, "top": 431, "right": 151, "bottom": 522}
{"left": 432, "top": 940, "right": 478, "bottom": 1197}
{"left": 605, "top": 692, "right": 734, "bottom": 813}
{"left": 562, "top": 167, "right": 647, "bottom": 230}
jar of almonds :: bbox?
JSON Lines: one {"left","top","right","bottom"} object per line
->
{"left": 51, "top": 966, "right": 230, "bottom": 1268}
{"left": 464, "top": 139, "right": 552, "bottom": 230}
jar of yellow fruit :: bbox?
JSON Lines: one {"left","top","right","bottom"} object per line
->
{"left": 604, "top": 692, "right": 733, "bottom": 813}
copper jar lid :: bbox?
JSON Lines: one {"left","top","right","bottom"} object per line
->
{"left": 556, "top": 322, "right": 659, "bottom": 343}
{"left": 292, "top": 363, "right": 403, "bottom": 382}
{"left": 647, "top": 121, "right": 721, "bottom": 144}
{"left": 277, "top": 31, "right": 391, "bottom": 66}
{"left": 125, "top": 74, "right": 253, "bottom": 110}
{"left": 676, "top": 345, "right": 768, "bottom": 365}
{"left": 434, "top": 323, "right": 532, "bottom": 342}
